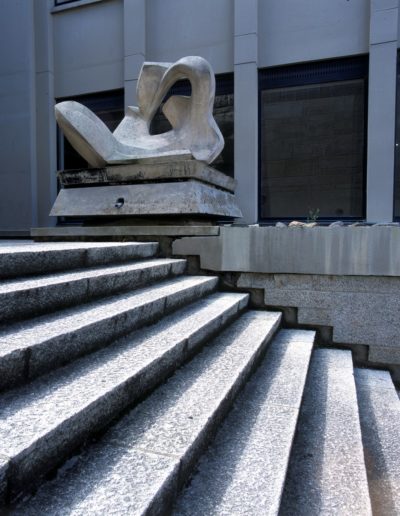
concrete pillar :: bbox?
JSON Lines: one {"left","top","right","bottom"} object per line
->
{"left": 366, "top": 0, "right": 399, "bottom": 222}
{"left": 234, "top": 0, "right": 258, "bottom": 224}
{"left": 123, "top": 0, "right": 146, "bottom": 110}
{"left": 34, "top": 0, "right": 57, "bottom": 227}
{"left": 0, "top": 1, "right": 38, "bottom": 234}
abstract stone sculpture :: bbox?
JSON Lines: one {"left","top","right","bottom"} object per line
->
{"left": 55, "top": 56, "right": 224, "bottom": 167}
{"left": 52, "top": 56, "right": 242, "bottom": 221}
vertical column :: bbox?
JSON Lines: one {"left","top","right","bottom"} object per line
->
{"left": 366, "top": 0, "right": 399, "bottom": 222}
{"left": 123, "top": 0, "right": 146, "bottom": 111}
{"left": 29, "top": 2, "right": 38, "bottom": 230}
{"left": 234, "top": 0, "right": 258, "bottom": 224}
{"left": 34, "top": 0, "right": 57, "bottom": 228}
{"left": 0, "top": 1, "right": 38, "bottom": 233}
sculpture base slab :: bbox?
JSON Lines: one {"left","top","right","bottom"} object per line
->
{"left": 58, "top": 159, "right": 236, "bottom": 193}
{"left": 50, "top": 180, "right": 242, "bottom": 219}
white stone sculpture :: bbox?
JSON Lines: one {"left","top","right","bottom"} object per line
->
{"left": 55, "top": 56, "right": 224, "bottom": 167}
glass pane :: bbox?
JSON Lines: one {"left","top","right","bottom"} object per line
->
{"left": 260, "top": 80, "right": 365, "bottom": 219}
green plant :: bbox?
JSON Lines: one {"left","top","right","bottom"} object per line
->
{"left": 307, "top": 207, "right": 320, "bottom": 223}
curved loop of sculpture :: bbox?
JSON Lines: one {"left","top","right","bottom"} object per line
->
{"left": 55, "top": 56, "right": 224, "bottom": 167}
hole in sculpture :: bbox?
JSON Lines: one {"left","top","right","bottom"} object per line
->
{"left": 115, "top": 198, "right": 124, "bottom": 208}
{"left": 149, "top": 79, "right": 192, "bottom": 136}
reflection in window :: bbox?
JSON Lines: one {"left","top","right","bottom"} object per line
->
{"left": 259, "top": 59, "right": 367, "bottom": 221}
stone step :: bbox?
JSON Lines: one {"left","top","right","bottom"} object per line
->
{"left": 280, "top": 349, "right": 372, "bottom": 515}
{"left": 355, "top": 368, "right": 400, "bottom": 515}
{"left": 174, "top": 329, "right": 315, "bottom": 516}
{"left": 0, "top": 292, "right": 249, "bottom": 504}
{"left": 0, "top": 258, "right": 186, "bottom": 324}
{"left": 12, "top": 310, "right": 281, "bottom": 514}
{"left": 0, "top": 241, "right": 158, "bottom": 279}
{"left": 0, "top": 275, "right": 218, "bottom": 391}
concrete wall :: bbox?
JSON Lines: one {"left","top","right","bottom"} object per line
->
{"left": 53, "top": 0, "right": 124, "bottom": 98}
{"left": 146, "top": 0, "right": 233, "bottom": 73}
{"left": 366, "top": 0, "right": 399, "bottom": 222}
{"left": 35, "top": 0, "right": 58, "bottom": 230}
{"left": 258, "top": 0, "right": 370, "bottom": 67}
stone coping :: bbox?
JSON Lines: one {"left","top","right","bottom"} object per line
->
{"left": 58, "top": 159, "right": 236, "bottom": 193}
{"left": 31, "top": 226, "right": 220, "bottom": 239}
{"left": 172, "top": 225, "right": 400, "bottom": 277}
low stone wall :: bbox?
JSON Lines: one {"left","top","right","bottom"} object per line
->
{"left": 173, "top": 226, "right": 400, "bottom": 367}
{"left": 236, "top": 272, "right": 400, "bottom": 366}
{"left": 173, "top": 225, "right": 400, "bottom": 276}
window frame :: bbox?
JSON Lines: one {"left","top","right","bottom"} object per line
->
{"left": 54, "top": 0, "right": 80, "bottom": 6}
{"left": 393, "top": 51, "right": 400, "bottom": 221}
{"left": 258, "top": 56, "right": 369, "bottom": 224}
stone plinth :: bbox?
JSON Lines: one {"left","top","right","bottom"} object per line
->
{"left": 50, "top": 160, "right": 241, "bottom": 220}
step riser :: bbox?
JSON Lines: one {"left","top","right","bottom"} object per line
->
{"left": 0, "top": 278, "right": 218, "bottom": 392}
{"left": 0, "top": 243, "right": 158, "bottom": 279}
{"left": 355, "top": 369, "right": 400, "bottom": 516}
{"left": 0, "top": 260, "right": 186, "bottom": 324}
{"left": 3, "top": 297, "right": 247, "bottom": 503}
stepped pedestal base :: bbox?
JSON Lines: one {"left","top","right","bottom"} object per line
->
{"left": 51, "top": 160, "right": 242, "bottom": 220}
{"left": 50, "top": 180, "right": 242, "bottom": 219}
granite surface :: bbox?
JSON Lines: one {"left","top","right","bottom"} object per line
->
{"left": 237, "top": 272, "right": 400, "bottom": 365}
{"left": 0, "top": 258, "right": 186, "bottom": 323}
{"left": 355, "top": 368, "right": 400, "bottom": 516}
{"left": 13, "top": 310, "right": 280, "bottom": 513}
{"left": 0, "top": 275, "right": 218, "bottom": 390}
{"left": 174, "top": 329, "right": 315, "bottom": 515}
{"left": 280, "top": 349, "right": 372, "bottom": 515}
{"left": 0, "top": 241, "right": 158, "bottom": 279}
{"left": 0, "top": 292, "right": 247, "bottom": 501}
{"left": 0, "top": 455, "right": 8, "bottom": 504}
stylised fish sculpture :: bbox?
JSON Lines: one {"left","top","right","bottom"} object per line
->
{"left": 55, "top": 56, "right": 224, "bottom": 167}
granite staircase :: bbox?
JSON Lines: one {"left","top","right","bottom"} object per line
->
{"left": 0, "top": 241, "right": 398, "bottom": 515}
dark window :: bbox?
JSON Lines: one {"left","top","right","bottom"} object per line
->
{"left": 259, "top": 57, "right": 368, "bottom": 221}
{"left": 150, "top": 73, "right": 234, "bottom": 177}
{"left": 57, "top": 89, "right": 124, "bottom": 170}
{"left": 394, "top": 53, "right": 400, "bottom": 220}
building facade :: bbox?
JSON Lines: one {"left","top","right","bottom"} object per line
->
{"left": 0, "top": 0, "right": 399, "bottom": 234}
